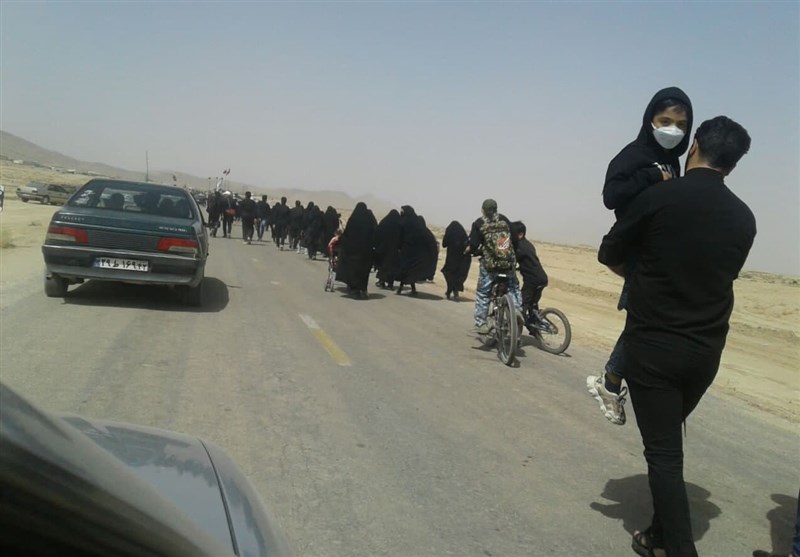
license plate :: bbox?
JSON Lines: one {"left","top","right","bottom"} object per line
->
{"left": 94, "top": 257, "right": 150, "bottom": 272}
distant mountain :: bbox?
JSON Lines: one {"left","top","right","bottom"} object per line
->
{"left": 0, "top": 130, "right": 394, "bottom": 215}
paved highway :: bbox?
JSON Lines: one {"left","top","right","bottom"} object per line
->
{"left": 1, "top": 229, "right": 796, "bottom": 556}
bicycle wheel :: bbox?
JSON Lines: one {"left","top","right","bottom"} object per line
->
{"left": 531, "top": 307, "right": 571, "bottom": 355}
{"left": 496, "top": 293, "right": 518, "bottom": 366}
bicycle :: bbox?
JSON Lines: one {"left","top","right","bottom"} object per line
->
{"left": 523, "top": 305, "right": 571, "bottom": 355}
{"left": 478, "top": 273, "right": 520, "bottom": 366}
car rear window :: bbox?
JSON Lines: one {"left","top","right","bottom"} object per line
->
{"left": 69, "top": 181, "right": 195, "bottom": 219}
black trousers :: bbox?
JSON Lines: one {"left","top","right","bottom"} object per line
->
{"left": 242, "top": 217, "right": 255, "bottom": 240}
{"left": 222, "top": 216, "right": 234, "bottom": 236}
{"left": 521, "top": 282, "right": 545, "bottom": 309}
{"left": 624, "top": 337, "right": 721, "bottom": 557}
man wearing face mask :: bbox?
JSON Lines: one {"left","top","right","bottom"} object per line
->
{"left": 598, "top": 115, "right": 754, "bottom": 557}
{"left": 587, "top": 87, "right": 693, "bottom": 426}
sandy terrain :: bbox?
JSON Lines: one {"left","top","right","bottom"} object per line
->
{"left": 435, "top": 237, "right": 799, "bottom": 423}
{"left": 1, "top": 161, "right": 797, "bottom": 422}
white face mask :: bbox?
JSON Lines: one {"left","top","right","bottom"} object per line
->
{"left": 652, "top": 123, "right": 685, "bottom": 150}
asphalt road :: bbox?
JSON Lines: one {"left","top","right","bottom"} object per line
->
{"left": 1, "top": 227, "right": 797, "bottom": 556}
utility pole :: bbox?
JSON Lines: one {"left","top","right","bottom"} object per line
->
{"left": 145, "top": 150, "right": 150, "bottom": 182}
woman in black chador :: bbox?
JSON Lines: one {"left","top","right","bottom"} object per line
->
{"left": 335, "top": 202, "right": 377, "bottom": 299}
{"left": 395, "top": 206, "right": 438, "bottom": 296}
{"left": 374, "top": 209, "right": 402, "bottom": 289}
{"left": 440, "top": 220, "right": 472, "bottom": 300}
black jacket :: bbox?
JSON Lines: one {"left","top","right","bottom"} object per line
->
{"left": 603, "top": 87, "right": 693, "bottom": 219}
{"left": 516, "top": 237, "right": 548, "bottom": 286}
{"left": 239, "top": 198, "right": 256, "bottom": 219}
{"left": 599, "top": 168, "right": 755, "bottom": 353}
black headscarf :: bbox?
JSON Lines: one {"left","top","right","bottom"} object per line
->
{"left": 336, "top": 202, "right": 377, "bottom": 291}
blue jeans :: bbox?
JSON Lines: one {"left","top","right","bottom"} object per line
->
{"left": 606, "top": 335, "right": 625, "bottom": 378}
{"left": 473, "top": 260, "right": 522, "bottom": 326}
{"left": 258, "top": 218, "right": 268, "bottom": 239}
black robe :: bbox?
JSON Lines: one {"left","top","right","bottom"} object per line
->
{"left": 336, "top": 202, "right": 377, "bottom": 291}
{"left": 305, "top": 206, "right": 324, "bottom": 257}
{"left": 441, "top": 220, "right": 472, "bottom": 293}
{"left": 395, "top": 206, "right": 438, "bottom": 284}
{"left": 322, "top": 206, "right": 340, "bottom": 248}
{"left": 374, "top": 209, "right": 402, "bottom": 285}
{"left": 603, "top": 86, "right": 693, "bottom": 219}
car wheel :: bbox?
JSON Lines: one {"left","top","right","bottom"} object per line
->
{"left": 44, "top": 274, "right": 69, "bottom": 297}
{"left": 41, "top": 196, "right": 50, "bottom": 205}
{"left": 183, "top": 280, "right": 203, "bottom": 307}
{"left": 21, "top": 198, "right": 29, "bottom": 203}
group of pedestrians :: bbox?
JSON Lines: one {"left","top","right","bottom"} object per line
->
{"left": 332, "top": 203, "right": 440, "bottom": 299}
{"left": 207, "top": 191, "right": 340, "bottom": 255}
{"left": 203, "top": 90, "right": 793, "bottom": 555}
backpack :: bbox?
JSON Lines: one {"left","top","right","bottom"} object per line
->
{"left": 480, "top": 216, "right": 514, "bottom": 272}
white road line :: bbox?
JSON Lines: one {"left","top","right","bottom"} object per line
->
{"left": 299, "top": 313, "right": 320, "bottom": 329}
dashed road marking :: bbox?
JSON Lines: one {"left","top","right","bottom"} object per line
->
{"left": 270, "top": 281, "right": 280, "bottom": 286}
{"left": 299, "top": 314, "right": 352, "bottom": 366}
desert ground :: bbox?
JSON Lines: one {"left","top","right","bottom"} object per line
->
{"left": 1, "top": 161, "right": 797, "bottom": 423}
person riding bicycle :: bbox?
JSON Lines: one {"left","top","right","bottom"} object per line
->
{"left": 465, "top": 199, "right": 522, "bottom": 335}
{"left": 510, "top": 221, "right": 549, "bottom": 334}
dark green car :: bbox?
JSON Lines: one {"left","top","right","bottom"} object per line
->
{"left": 42, "top": 179, "right": 210, "bottom": 305}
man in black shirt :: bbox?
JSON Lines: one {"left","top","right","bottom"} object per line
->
{"left": 255, "top": 195, "right": 270, "bottom": 241}
{"left": 598, "top": 116, "right": 755, "bottom": 557}
{"left": 239, "top": 191, "right": 257, "bottom": 244}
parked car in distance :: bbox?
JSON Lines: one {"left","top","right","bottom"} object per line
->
{"left": 0, "top": 382, "right": 293, "bottom": 557}
{"left": 16, "top": 182, "right": 77, "bottom": 205}
{"left": 41, "top": 178, "right": 210, "bottom": 305}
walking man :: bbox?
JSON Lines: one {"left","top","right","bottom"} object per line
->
{"left": 598, "top": 116, "right": 755, "bottom": 556}
{"left": 239, "top": 191, "right": 256, "bottom": 244}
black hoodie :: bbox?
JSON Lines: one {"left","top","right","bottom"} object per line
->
{"left": 603, "top": 87, "right": 693, "bottom": 218}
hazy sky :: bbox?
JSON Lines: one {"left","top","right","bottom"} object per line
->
{"left": 2, "top": 2, "right": 798, "bottom": 274}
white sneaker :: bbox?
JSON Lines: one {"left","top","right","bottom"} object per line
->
{"left": 472, "top": 323, "right": 490, "bottom": 335}
{"left": 586, "top": 373, "right": 627, "bottom": 425}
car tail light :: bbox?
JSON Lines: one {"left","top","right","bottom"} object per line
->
{"left": 46, "top": 225, "right": 88, "bottom": 244}
{"left": 157, "top": 237, "right": 199, "bottom": 255}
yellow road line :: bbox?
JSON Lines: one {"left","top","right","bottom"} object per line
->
{"left": 299, "top": 314, "right": 352, "bottom": 366}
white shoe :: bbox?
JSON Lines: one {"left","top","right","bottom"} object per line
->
{"left": 586, "top": 373, "right": 627, "bottom": 425}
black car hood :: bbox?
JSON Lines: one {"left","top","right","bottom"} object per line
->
{"left": 61, "top": 416, "right": 293, "bottom": 557}
{"left": 61, "top": 416, "right": 235, "bottom": 552}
